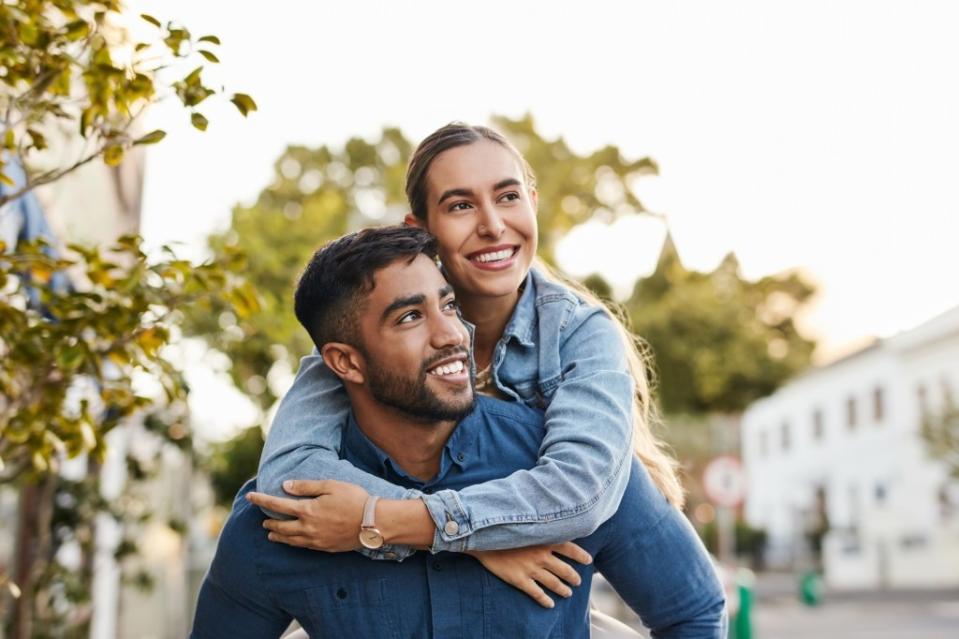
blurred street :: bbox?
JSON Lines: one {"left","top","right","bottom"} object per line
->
{"left": 752, "top": 572, "right": 959, "bottom": 639}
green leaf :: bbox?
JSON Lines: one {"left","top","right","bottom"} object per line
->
{"left": 198, "top": 50, "right": 219, "bottom": 63}
{"left": 134, "top": 130, "right": 166, "bottom": 145}
{"left": 230, "top": 93, "right": 258, "bottom": 117}
{"left": 191, "top": 112, "right": 208, "bottom": 131}
{"left": 0, "top": 172, "right": 14, "bottom": 187}
{"left": 103, "top": 145, "right": 124, "bottom": 167}
{"left": 64, "top": 19, "right": 90, "bottom": 41}
{"left": 134, "top": 42, "right": 150, "bottom": 52}
{"left": 140, "top": 14, "right": 162, "bottom": 28}
{"left": 27, "top": 129, "right": 47, "bottom": 151}
{"left": 198, "top": 35, "right": 221, "bottom": 45}
{"left": 3, "top": 129, "right": 14, "bottom": 150}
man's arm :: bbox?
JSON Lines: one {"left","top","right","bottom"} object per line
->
{"left": 593, "top": 459, "right": 727, "bottom": 639}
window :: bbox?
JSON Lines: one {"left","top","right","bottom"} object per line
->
{"left": 781, "top": 421, "right": 791, "bottom": 452}
{"left": 846, "top": 396, "right": 857, "bottom": 430}
{"left": 812, "top": 408, "right": 825, "bottom": 441}
{"left": 873, "top": 386, "right": 885, "bottom": 423}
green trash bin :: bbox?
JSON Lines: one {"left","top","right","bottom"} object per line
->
{"left": 729, "top": 568, "right": 754, "bottom": 639}
{"left": 800, "top": 570, "right": 822, "bottom": 607}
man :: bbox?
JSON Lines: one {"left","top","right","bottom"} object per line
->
{"left": 191, "top": 226, "right": 725, "bottom": 638}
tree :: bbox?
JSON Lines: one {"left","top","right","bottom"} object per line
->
{"left": 922, "top": 397, "right": 959, "bottom": 478}
{"left": 0, "top": 0, "right": 256, "bottom": 206}
{"left": 627, "top": 233, "right": 816, "bottom": 415}
{"left": 1, "top": 2, "right": 257, "bottom": 635}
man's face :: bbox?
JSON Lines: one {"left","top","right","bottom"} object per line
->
{"left": 356, "top": 253, "right": 474, "bottom": 422}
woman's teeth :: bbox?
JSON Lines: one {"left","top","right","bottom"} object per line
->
{"left": 474, "top": 248, "right": 514, "bottom": 263}
{"left": 429, "top": 360, "right": 465, "bottom": 376}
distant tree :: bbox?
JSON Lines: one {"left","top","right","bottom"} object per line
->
{"left": 207, "top": 425, "right": 264, "bottom": 508}
{"left": 628, "top": 233, "right": 816, "bottom": 414}
{"left": 922, "top": 397, "right": 959, "bottom": 478}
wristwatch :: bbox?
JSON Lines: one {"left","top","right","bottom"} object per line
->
{"left": 358, "top": 495, "right": 385, "bottom": 550}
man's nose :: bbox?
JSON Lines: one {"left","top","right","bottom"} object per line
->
{"left": 430, "top": 312, "right": 467, "bottom": 349}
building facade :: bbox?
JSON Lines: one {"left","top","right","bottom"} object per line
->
{"left": 742, "top": 307, "right": 959, "bottom": 589}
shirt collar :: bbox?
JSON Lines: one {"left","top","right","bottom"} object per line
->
{"left": 340, "top": 404, "right": 483, "bottom": 488}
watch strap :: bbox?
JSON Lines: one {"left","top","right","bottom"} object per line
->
{"left": 362, "top": 495, "right": 380, "bottom": 529}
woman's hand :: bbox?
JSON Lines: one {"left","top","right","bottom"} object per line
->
{"left": 468, "top": 542, "right": 592, "bottom": 609}
{"left": 246, "top": 479, "right": 368, "bottom": 552}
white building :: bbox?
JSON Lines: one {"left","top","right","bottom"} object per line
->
{"left": 741, "top": 306, "right": 959, "bottom": 590}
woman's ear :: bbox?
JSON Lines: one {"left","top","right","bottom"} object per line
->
{"left": 404, "top": 213, "right": 425, "bottom": 228}
{"left": 321, "top": 342, "right": 365, "bottom": 385}
{"left": 528, "top": 187, "right": 539, "bottom": 212}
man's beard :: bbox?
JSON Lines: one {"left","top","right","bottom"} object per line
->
{"left": 364, "top": 347, "right": 475, "bottom": 423}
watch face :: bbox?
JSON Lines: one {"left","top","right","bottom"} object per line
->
{"left": 359, "top": 528, "right": 385, "bottom": 550}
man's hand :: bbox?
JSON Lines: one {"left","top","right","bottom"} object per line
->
{"left": 246, "top": 479, "right": 368, "bottom": 552}
{"left": 468, "top": 542, "right": 592, "bottom": 609}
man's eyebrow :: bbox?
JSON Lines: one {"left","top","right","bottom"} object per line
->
{"left": 381, "top": 293, "right": 425, "bottom": 323}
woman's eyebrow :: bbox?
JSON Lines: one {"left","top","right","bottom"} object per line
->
{"left": 437, "top": 187, "right": 472, "bottom": 205}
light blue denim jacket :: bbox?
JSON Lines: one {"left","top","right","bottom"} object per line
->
{"left": 257, "top": 267, "right": 635, "bottom": 560}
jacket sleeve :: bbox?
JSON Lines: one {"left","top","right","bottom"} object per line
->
{"left": 256, "top": 351, "right": 420, "bottom": 560}
{"left": 423, "top": 308, "right": 637, "bottom": 552}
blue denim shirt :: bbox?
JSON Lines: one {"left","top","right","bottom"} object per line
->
{"left": 193, "top": 397, "right": 725, "bottom": 638}
{"left": 258, "top": 267, "right": 636, "bottom": 559}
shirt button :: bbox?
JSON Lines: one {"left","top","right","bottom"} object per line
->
{"left": 432, "top": 561, "right": 443, "bottom": 571}
{"left": 444, "top": 520, "right": 459, "bottom": 536}
{"left": 456, "top": 452, "right": 465, "bottom": 462}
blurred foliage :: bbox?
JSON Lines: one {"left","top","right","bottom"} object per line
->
{"left": 701, "top": 518, "right": 768, "bottom": 569}
{"left": 207, "top": 425, "right": 264, "bottom": 508}
{"left": 626, "top": 234, "right": 816, "bottom": 414}
{"left": 0, "top": 0, "right": 255, "bottom": 207}
{"left": 921, "top": 396, "right": 959, "bottom": 478}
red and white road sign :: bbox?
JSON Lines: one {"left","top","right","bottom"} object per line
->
{"left": 703, "top": 455, "right": 746, "bottom": 508}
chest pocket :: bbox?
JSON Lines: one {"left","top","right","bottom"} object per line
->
{"left": 305, "top": 578, "right": 401, "bottom": 639}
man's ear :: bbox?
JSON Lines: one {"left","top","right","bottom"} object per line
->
{"left": 320, "top": 342, "right": 365, "bottom": 385}
{"left": 404, "top": 212, "right": 425, "bottom": 228}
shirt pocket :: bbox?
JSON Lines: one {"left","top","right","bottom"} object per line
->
{"left": 305, "top": 578, "right": 400, "bottom": 639}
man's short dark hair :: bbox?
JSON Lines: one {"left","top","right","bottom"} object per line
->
{"left": 294, "top": 225, "right": 438, "bottom": 349}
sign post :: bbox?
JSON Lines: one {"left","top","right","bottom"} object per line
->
{"left": 703, "top": 455, "right": 746, "bottom": 565}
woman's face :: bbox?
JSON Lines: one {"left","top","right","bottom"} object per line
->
{"left": 418, "top": 139, "right": 538, "bottom": 300}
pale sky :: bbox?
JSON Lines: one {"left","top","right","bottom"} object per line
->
{"left": 129, "top": 1, "right": 959, "bottom": 438}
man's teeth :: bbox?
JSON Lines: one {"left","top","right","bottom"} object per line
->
{"left": 429, "top": 360, "right": 465, "bottom": 376}
{"left": 474, "top": 248, "right": 513, "bottom": 263}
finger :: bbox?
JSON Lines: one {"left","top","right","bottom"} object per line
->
{"left": 519, "top": 579, "right": 555, "bottom": 609}
{"left": 543, "top": 555, "right": 582, "bottom": 587}
{"left": 282, "top": 479, "right": 332, "bottom": 496}
{"left": 262, "top": 518, "right": 307, "bottom": 535}
{"left": 266, "top": 532, "right": 314, "bottom": 549}
{"left": 246, "top": 492, "right": 303, "bottom": 517}
{"left": 552, "top": 542, "right": 592, "bottom": 566}
{"left": 533, "top": 569, "right": 573, "bottom": 599}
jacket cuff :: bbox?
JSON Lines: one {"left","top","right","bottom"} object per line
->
{"left": 421, "top": 490, "right": 472, "bottom": 553}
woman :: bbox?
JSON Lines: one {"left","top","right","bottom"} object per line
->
{"left": 250, "top": 124, "right": 709, "bottom": 629}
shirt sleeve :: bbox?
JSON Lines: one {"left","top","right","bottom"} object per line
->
{"left": 423, "top": 309, "right": 637, "bottom": 552}
{"left": 594, "top": 459, "right": 728, "bottom": 639}
{"left": 257, "top": 351, "right": 421, "bottom": 560}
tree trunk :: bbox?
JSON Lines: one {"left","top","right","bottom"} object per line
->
{"left": 10, "top": 474, "right": 56, "bottom": 639}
